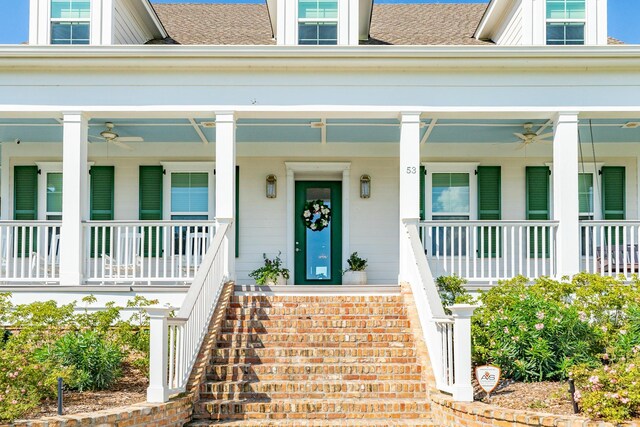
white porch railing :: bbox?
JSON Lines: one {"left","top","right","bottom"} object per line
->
{"left": 420, "top": 221, "right": 559, "bottom": 283}
{"left": 403, "top": 219, "right": 476, "bottom": 402}
{"left": 580, "top": 221, "right": 640, "bottom": 279}
{"left": 147, "top": 219, "right": 232, "bottom": 403}
{"left": 0, "top": 221, "right": 61, "bottom": 283}
{"left": 83, "top": 221, "right": 216, "bottom": 284}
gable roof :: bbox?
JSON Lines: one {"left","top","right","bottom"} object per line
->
{"left": 152, "top": 3, "right": 492, "bottom": 45}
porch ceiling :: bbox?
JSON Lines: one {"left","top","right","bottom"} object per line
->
{"left": 0, "top": 117, "right": 639, "bottom": 145}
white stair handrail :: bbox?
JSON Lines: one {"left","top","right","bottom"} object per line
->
{"left": 403, "top": 218, "right": 476, "bottom": 402}
{"left": 147, "top": 219, "right": 232, "bottom": 403}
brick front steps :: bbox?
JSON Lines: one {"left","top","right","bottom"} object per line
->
{"left": 186, "top": 293, "right": 437, "bottom": 425}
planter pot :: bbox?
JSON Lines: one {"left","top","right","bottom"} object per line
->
{"left": 343, "top": 271, "right": 367, "bottom": 285}
{"left": 264, "top": 275, "right": 288, "bottom": 286}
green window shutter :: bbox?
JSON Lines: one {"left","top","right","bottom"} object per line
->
{"left": 14, "top": 166, "right": 38, "bottom": 257}
{"left": 90, "top": 166, "right": 115, "bottom": 257}
{"left": 478, "top": 166, "right": 501, "bottom": 257}
{"left": 419, "top": 166, "right": 426, "bottom": 220}
{"left": 526, "top": 166, "right": 550, "bottom": 257}
{"left": 235, "top": 165, "right": 240, "bottom": 258}
{"left": 602, "top": 166, "right": 625, "bottom": 220}
{"left": 139, "top": 166, "right": 163, "bottom": 257}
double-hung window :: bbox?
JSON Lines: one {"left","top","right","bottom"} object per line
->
{"left": 546, "top": 0, "right": 585, "bottom": 45}
{"left": 50, "top": 0, "right": 90, "bottom": 45}
{"left": 46, "top": 173, "right": 63, "bottom": 221}
{"left": 298, "top": 0, "right": 338, "bottom": 45}
{"left": 431, "top": 173, "right": 471, "bottom": 221}
{"left": 170, "top": 173, "right": 210, "bottom": 220}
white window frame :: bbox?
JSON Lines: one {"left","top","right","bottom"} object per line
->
{"left": 546, "top": 162, "right": 603, "bottom": 220}
{"left": 295, "top": 0, "right": 339, "bottom": 45}
{"left": 544, "top": 0, "right": 586, "bottom": 45}
{"left": 160, "top": 162, "right": 215, "bottom": 221}
{"left": 423, "top": 162, "right": 479, "bottom": 221}
{"left": 49, "top": 0, "right": 91, "bottom": 45}
{"left": 34, "top": 162, "right": 93, "bottom": 220}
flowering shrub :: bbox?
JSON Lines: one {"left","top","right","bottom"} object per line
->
{"left": 572, "top": 352, "right": 640, "bottom": 422}
{"left": 0, "top": 293, "right": 157, "bottom": 422}
{"left": 472, "top": 276, "right": 600, "bottom": 382}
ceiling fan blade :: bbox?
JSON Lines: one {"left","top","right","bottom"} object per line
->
{"left": 88, "top": 134, "right": 105, "bottom": 141}
{"left": 110, "top": 140, "right": 134, "bottom": 151}
{"left": 537, "top": 132, "right": 554, "bottom": 140}
{"left": 116, "top": 137, "right": 144, "bottom": 142}
{"left": 513, "top": 133, "right": 526, "bottom": 140}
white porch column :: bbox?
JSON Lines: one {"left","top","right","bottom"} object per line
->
{"left": 215, "top": 112, "right": 236, "bottom": 280}
{"left": 59, "top": 112, "right": 88, "bottom": 286}
{"left": 399, "top": 112, "right": 422, "bottom": 282}
{"left": 553, "top": 112, "right": 580, "bottom": 277}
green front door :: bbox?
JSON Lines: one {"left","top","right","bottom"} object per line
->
{"left": 294, "top": 181, "right": 342, "bottom": 285}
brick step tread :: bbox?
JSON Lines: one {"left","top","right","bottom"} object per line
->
{"left": 225, "top": 314, "right": 409, "bottom": 320}
{"left": 209, "top": 357, "right": 419, "bottom": 365}
{"left": 188, "top": 419, "right": 438, "bottom": 427}
{"left": 215, "top": 343, "right": 414, "bottom": 349}
{"left": 210, "top": 348, "right": 417, "bottom": 356}
{"left": 200, "top": 379, "right": 428, "bottom": 390}
{"left": 189, "top": 421, "right": 436, "bottom": 427}
{"left": 220, "top": 328, "right": 410, "bottom": 334}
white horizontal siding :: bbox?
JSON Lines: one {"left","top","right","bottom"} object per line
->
{"left": 113, "top": 0, "right": 154, "bottom": 45}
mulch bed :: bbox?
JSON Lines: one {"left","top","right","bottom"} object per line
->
{"left": 476, "top": 380, "right": 640, "bottom": 422}
{"left": 23, "top": 363, "right": 147, "bottom": 419}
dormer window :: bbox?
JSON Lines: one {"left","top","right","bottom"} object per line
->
{"left": 298, "top": 0, "right": 338, "bottom": 45}
{"left": 50, "top": 0, "right": 90, "bottom": 45}
{"left": 546, "top": 0, "right": 585, "bottom": 45}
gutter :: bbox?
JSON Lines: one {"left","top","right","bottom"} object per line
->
{"left": 0, "top": 45, "right": 639, "bottom": 71}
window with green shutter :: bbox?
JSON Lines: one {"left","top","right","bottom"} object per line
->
{"left": 90, "top": 166, "right": 114, "bottom": 257}
{"left": 139, "top": 166, "right": 163, "bottom": 257}
{"left": 14, "top": 166, "right": 38, "bottom": 257}
{"left": 602, "top": 166, "right": 625, "bottom": 220}
{"left": 478, "top": 166, "right": 501, "bottom": 257}
{"left": 601, "top": 166, "right": 625, "bottom": 246}
{"left": 526, "top": 166, "right": 550, "bottom": 257}
{"left": 578, "top": 173, "right": 595, "bottom": 220}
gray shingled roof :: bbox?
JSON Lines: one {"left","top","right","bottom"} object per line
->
{"left": 151, "top": 3, "right": 622, "bottom": 46}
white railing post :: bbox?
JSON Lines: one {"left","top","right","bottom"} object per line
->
{"left": 449, "top": 304, "right": 477, "bottom": 402}
{"left": 147, "top": 307, "right": 172, "bottom": 403}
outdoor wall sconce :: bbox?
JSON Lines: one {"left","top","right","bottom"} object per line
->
{"left": 266, "top": 174, "right": 277, "bottom": 198}
{"left": 360, "top": 174, "right": 371, "bottom": 199}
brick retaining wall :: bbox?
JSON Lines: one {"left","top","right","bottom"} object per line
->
{"left": 9, "top": 396, "right": 192, "bottom": 427}
{"left": 430, "top": 390, "right": 640, "bottom": 427}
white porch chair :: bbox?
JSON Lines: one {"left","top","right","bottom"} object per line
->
{"left": 104, "top": 228, "right": 143, "bottom": 278}
{"left": 30, "top": 231, "right": 60, "bottom": 279}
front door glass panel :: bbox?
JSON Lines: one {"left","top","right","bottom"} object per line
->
{"left": 305, "top": 187, "right": 332, "bottom": 280}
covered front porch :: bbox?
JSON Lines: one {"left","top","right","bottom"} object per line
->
{"left": 0, "top": 110, "right": 639, "bottom": 288}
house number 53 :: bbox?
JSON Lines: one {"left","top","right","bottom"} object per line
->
{"left": 405, "top": 167, "right": 417, "bottom": 174}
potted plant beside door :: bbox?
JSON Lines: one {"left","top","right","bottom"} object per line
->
{"left": 342, "top": 252, "right": 368, "bottom": 285}
{"left": 249, "top": 252, "right": 290, "bottom": 286}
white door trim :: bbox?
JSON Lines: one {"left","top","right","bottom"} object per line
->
{"left": 285, "top": 162, "right": 351, "bottom": 286}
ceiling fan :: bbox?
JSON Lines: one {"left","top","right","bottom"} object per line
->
{"left": 514, "top": 122, "right": 553, "bottom": 149}
{"left": 89, "top": 122, "right": 143, "bottom": 150}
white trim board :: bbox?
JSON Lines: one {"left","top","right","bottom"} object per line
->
{"left": 285, "top": 162, "right": 351, "bottom": 285}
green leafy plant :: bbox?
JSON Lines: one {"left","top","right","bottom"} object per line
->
{"left": 436, "top": 275, "right": 475, "bottom": 314}
{"left": 572, "top": 352, "right": 640, "bottom": 422}
{"left": 345, "top": 252, "right": 367, "bottom": 272}
{"left": 38, "top": 330, "right": 123, "bottom": 392}
{"left": 472, "top": 276, "right": 601, "bottom": 382}
{"left": 249, "top": 252, "right": 290, "bottom": 285}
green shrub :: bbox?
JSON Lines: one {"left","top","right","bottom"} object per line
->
{"left": 435, "top": 275, "right": 475, "bottom": 314}
{"left": 472, "top": 276, "right": 601, "bottom": 382}
{"left": 572, "top": 353, "right": 640, "bottom": 422}
{"left": 39, "top": 331, "right": 123, "bottom": 392}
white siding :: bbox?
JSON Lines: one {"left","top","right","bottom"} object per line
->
{"left": 113, "top": 0, "right": 154, "bottom": 45}
{"left": 495, "top": 1, "right": 523, "bottom": 46}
